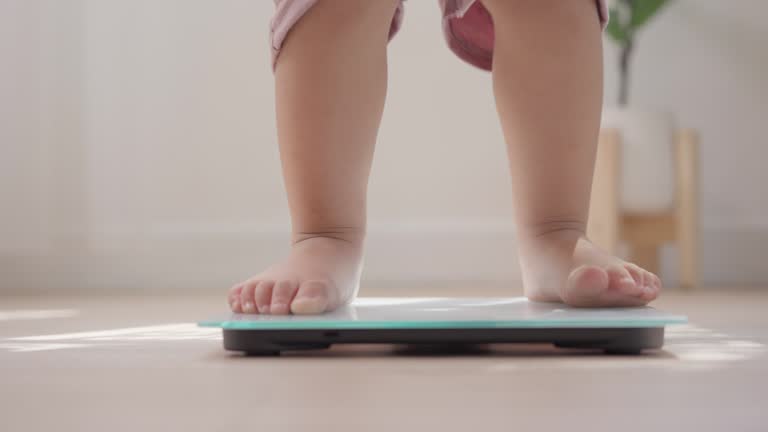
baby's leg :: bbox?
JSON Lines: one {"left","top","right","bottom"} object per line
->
{"left": 481, "top": 0, "right": 661, "bottom": 306}
{"left": 228, "top": 0, "right": 400, "bottom": 314}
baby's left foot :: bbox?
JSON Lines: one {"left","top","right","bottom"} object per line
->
{"left": 520, "top": 230, "right": 661, "bottom": 307}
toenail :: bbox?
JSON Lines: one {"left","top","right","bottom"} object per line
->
{"left": 258, "top": 305, "right": 270, "bottom": 314}
{"left": 243, "top": 301, "right": 254, "bottom": 312}
{"left": 232, "top": 300, "right": 240, "bottom": 310}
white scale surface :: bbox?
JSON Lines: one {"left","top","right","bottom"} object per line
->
{"left": 199, "top": 297, "right": 687, "bottom": 330}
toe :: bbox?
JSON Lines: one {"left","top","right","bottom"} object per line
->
{"left": 228, "top": 284, "right": 244, "bottom": 313}
{"left": 652, "top": 274, "right": 663, "bottom": 297}
{"left": 254, "top": 280, "right": 275, "bottom": 314}
{"left": 607, "top": 264, "right": 642, "bottom": 296}
{"left": 640, "top": 272, "right": 661, "bottom": 301}
{"left": 271, "top": 280, "right": 299, "bottom": 315}
{"left": 625, "top": 265, "right": 644, "bottom": 289}
{"left": 563, "top": 265, "right": 610, "bottom": 306}
{"left": 642, "top": 270, "right": 653, "bottom": 289}
{"left": 627, "top": 264, "right": 655, "bottom": 299}
{"left": 240, "top": 281, "right": 257, "bottom": 314}
{"left": 291, "top": 280, "right": 333, "bottom": 315}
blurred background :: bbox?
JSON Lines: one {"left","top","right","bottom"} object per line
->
{"left": 1, "top": 0, "right": 767, "bottom": 295}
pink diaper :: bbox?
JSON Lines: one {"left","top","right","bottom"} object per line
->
{"left": 271, "top": 0, "right": 608, "bottom": 71}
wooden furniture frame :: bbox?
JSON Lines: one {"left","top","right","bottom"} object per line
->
{"left": 587, "top": 128, "right": 699, "bottom": 288}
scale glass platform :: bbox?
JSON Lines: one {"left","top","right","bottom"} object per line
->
{"left": 199, "top": 297, "right": 687, "bottom": 355}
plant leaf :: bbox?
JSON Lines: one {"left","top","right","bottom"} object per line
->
{"left": 605, "top": 7, "right": 630, "bottom": 43}
{"left": 630, "top": 0, "right": 670, "bottom": 29}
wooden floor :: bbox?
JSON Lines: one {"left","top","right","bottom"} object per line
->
{"left": 1, "top": 286, "right": 767, "bottom": 432}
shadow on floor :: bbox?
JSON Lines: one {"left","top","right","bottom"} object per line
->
{"left": 218, "top": 343, "right": 678, "bottom": 359}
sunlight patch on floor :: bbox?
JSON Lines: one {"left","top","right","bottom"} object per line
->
{"left": 0, "top": 309, "right": 79, "bottom": 321}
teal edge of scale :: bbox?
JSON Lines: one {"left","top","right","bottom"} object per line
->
{"left": 199, "top": 316, "right": 688, "bottom": 330}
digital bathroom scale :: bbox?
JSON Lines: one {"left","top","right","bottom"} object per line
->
{"left": 199, "top": 298, "right": 687, "bottom": 355}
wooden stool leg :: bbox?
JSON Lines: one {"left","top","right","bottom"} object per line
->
{"left": 676, "top": 129, "right": 699, "bottom": 289}
{"left": 588, "top": 129, "right": 621, "bottom": 253}
{"left": 631, "top": 244, "right": 660, "bottom": 276}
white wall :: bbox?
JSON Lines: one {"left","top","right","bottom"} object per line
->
{"left": 1, "top": 0, "right": 767, "bottom": 293}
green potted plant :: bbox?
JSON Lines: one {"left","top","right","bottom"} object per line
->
{"left": 601, "top": 0, "right": 676, "bottom": 213}
{"left": 606, "top": 0, "right": 671, "bottom": 106}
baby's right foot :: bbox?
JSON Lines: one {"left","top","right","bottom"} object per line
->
{"left": 227, "top": 235, "right": 364, "bottom": 315}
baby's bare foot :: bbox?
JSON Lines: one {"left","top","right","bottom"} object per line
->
{"left": 227, "top": 236, "right": 363, "bottom": 315}
{"left": 520, "top": 230, "right": 661, "bottom": 307}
